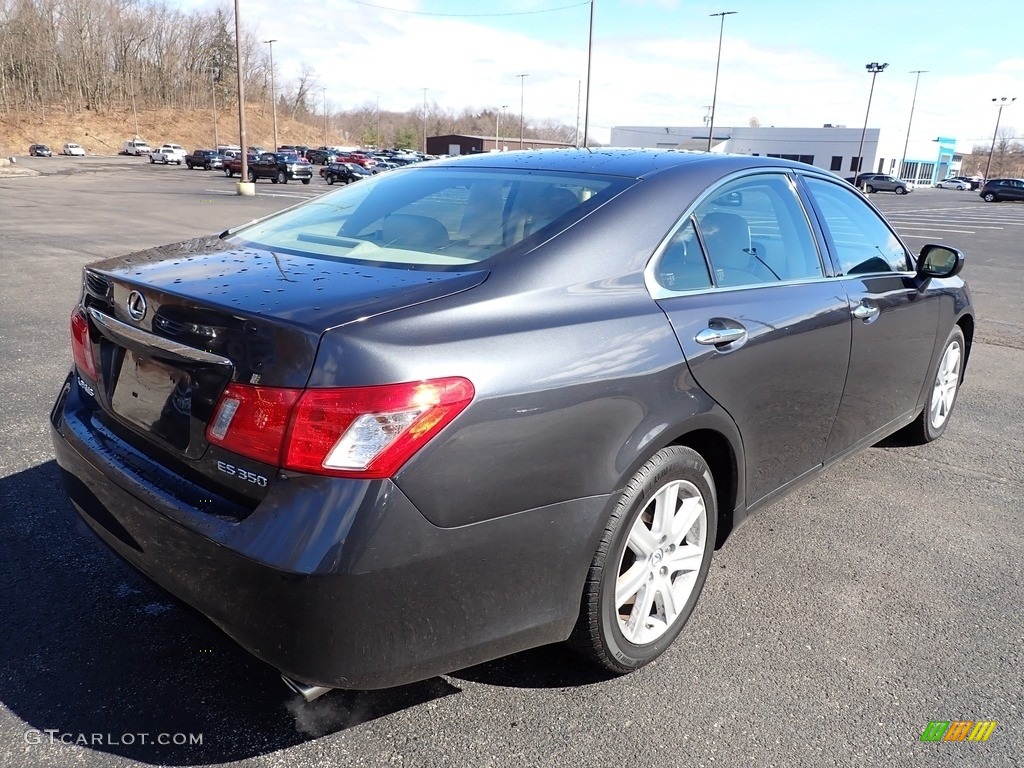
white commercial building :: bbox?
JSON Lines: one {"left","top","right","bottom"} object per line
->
{"left": 610, "top": 125, "right": 960, "bottom": 185}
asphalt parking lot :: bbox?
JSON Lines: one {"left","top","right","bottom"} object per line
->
{"left": 1, "top": 156, "right": 1021, "bottom": 768}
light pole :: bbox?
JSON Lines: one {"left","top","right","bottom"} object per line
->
{"left": 898, "top": 70, "right": 927, "bottom": 182}
{"left": 234, "top": 0, "right": 250, "bottom": 192}
{"left": 210, "top": 62, "right": 220, "bottom": 148}
{"left": 128, "top": 69, "right": 140, "bottom": 138}
{"left": 985, "top": 97, "right": 1017, "bottom": 180}
{"left": 518, "top": 73, "right": 529, "bottom": 149}
{"left": 495, "top": 104, "right": 507, "bottom": 151}
{"left": 421, "top": 87, "right": 428, "bottom": 153}
{"left": 707, "top": 11, "right": 736, "bottom": 152}
{"left": 264, "top": 39, "right": 278, "bottom": 151}
{"left": 322, "top": 87, "right": 328, "bottom": 146}
{"left": 856, "top": 62, "right": 888, "bottom": 176}
{"left": 376, "top": 96, "right": 380, "bottom": 148}
{"left": 582, "top": 0, "right": 594, "bottom": 148}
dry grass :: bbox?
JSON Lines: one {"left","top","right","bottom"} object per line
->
{"left": 0, "top": 105, "right": 328, "bottom": 156}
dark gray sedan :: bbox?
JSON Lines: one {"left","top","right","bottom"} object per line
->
{"left": 51, "top": 149, "right": 973, "bottom": 700}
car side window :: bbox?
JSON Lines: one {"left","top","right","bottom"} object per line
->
{"left": 804, "top": 177, "right": 910, "bottom": 274}
{"left": 654, "top": 218, "right": 712, "bottom": 291}
{"left": 690, "top": 174, "right": 823, "bottom": 288}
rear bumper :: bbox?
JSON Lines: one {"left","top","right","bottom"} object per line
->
{"left": 50, "top": 373, "right": 607, "bottom": 689}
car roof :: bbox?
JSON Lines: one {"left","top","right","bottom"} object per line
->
{"left": 429, "top": 147, "right": 809, "bottom": 179}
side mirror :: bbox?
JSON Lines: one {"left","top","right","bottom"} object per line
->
{"left": 917, "top": 244, "right": 964, "bottom": 280}
{"left": 712, "top": 191, "right": 743, "bottom": 207}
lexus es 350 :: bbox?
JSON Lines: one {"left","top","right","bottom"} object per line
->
{"left": 51, "top": 149, "right": 973, "bottom": 700}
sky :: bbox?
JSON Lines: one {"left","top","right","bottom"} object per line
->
{"left": 179, "top": 0, "right": 1022, "bottom": 152}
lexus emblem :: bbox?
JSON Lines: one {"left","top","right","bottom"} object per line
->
{"left": 126, "top": 290, "right": 147, "bottom": 321}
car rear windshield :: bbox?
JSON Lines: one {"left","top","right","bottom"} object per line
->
{"left": 229, "top": 166, "right": 632, "bottom": 267}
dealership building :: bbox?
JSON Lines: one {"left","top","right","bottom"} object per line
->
{"left": 609, "top": 125, "right": 960, "bottom": 186}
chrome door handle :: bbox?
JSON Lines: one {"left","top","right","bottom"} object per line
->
{"left": 695, "top": 326, "right": 746, "bottom": 346}
{"left": 852, "top": 304, "right": 880, "bottom": 321}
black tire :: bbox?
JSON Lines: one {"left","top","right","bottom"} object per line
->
{"left": 277, "top": 170, "right": 287, "bottom": 184}
{"left": 982, "top": 192, "right": 997, "bottom": 202}
{"left": 247, "top": 168, "right": 256, "bottom": 183}
{"left": 901, "top": 325, "right": 966, "bottom": 444}
{"left": 149, "top": 158, "right": 154, "bottom": 164}
{"left": 301, "top": 178, "right": 310, "bottom": 185}
{"left": 204, "top": 163, "right": 211, "bottom": 170}
{"left": 569, "top": 446, "right": 717, "bottom": 674}
{"left": 224, "top": 167, "right": 233, "bottom": 177}
{"left": 865, "top": 185, "right": 875, "bottom": 193}
{"left": 895, "top": 186, "right": 907, "bottom": 195}
{"left": 327, "top": 175, "right": 335, "bottom": 185}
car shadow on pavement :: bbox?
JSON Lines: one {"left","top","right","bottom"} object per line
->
{"left": 451, "top": 643, "right": 617, "bottom": 689}
{"left": 0, "top": 461, "right": 459, "bottom": 765}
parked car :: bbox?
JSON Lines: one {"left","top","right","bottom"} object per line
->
{"left": 306, "top": 147, "right": 342, "bottom": 165}
{"left": 148, "top": 148, "right": 180, "bottom": 165}
{"left": 50, "top": 150, "right": 973, "bottom": 699}
{"left": 154, "top": 144, "right": 186, "bottom": 164}
{"left": 246, "top": 151, "right": 313, "bottom": 184}
{"left": 28, "top": 144, "right": 52, "bottom": 157}
{"left": 223, "top": 152, "right": 259, "bottom": 177}
{"left": 319, "top": 161, "right": 371, "bottom": 184}
{"left": 61, "top": 143, "right": 86, "bottom": 156}
{"left": 122, "top": 139, "right": 152, "bottom": 156}
{"left": 853, "top": 173, "right": 913, "bottom": 194}
{"left": 185, "top": 149, "right": 225, "bottom": 170}
{"left": 979, "top": 178, "right": 1024, "bottom": 203}
{"left": 935, "top": 178, "right": 969, "bottom": 190}
{"left": 952, "top": 176, "right": 983, "bottom": 191}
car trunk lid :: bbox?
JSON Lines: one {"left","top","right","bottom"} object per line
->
{"left": 75, "top": 237, "right": 488, "bottom": 506}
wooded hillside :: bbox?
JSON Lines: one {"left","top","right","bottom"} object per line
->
{"left": 0, "top": 0, "right": 578, "bottom": 151}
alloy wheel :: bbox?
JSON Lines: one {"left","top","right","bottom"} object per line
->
{"left": 615, "top": 479, "right": 707, "bottom": 645}
{"left": 929, "top": 339, "right": 962, "bottom": 430}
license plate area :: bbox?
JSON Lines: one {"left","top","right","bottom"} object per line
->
{"left": 111, "top": 349, "right": 193, "bottom": 451}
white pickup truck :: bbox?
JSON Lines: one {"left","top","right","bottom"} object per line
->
{"left": 149, "top": 144, "right": 186, "bottom": 165}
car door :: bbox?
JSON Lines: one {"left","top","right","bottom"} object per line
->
{"left": 1007, "top": 180, "right": 1024, "bottom": 201}
{"left": 652, "top": 171, "right": 852, "bottom": 506}
{"left": 799, "top": 175, "right": 941, "bottom": 458}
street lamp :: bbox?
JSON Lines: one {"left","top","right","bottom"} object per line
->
{"left": 855, "top": 62, "right": 888, "bottom": 176}
{"left": 518, "top": 74, "right": 529, "bottom": 149}
{"left": 898, "top": 70, "right": 927, "bottom": 182}
{"left": 582, "top": 0, "right": 594, "bottom": 148}
{"left": 985, "top": 97, "right": 1017, "bottom": 180}
{"left": 495, "top": 104, "right": 507, "bottom": 151}
{"left": 264, "top": 39, "right": 278, "bottom": 151}
{"left": 322, "top": 86, "right": 328, "bottom": 146}
{"left": 233, "top": 0, "right": 250, "bottom": 192}
{"left": 707, "top": 11, "right": 737, "bottom": 152}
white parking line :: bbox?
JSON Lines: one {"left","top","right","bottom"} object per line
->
{"left": 894, "top": 226, "right": 976, "bottom": 234}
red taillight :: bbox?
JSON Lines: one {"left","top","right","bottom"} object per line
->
{"left": 206, "top": 377, "right": 474, "bottom": 478}
{"left": 206, "top": 383, "right": 301, "bottom": 465}
{"left": 70, "top": 311, "right": 98, "bottom": 380}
